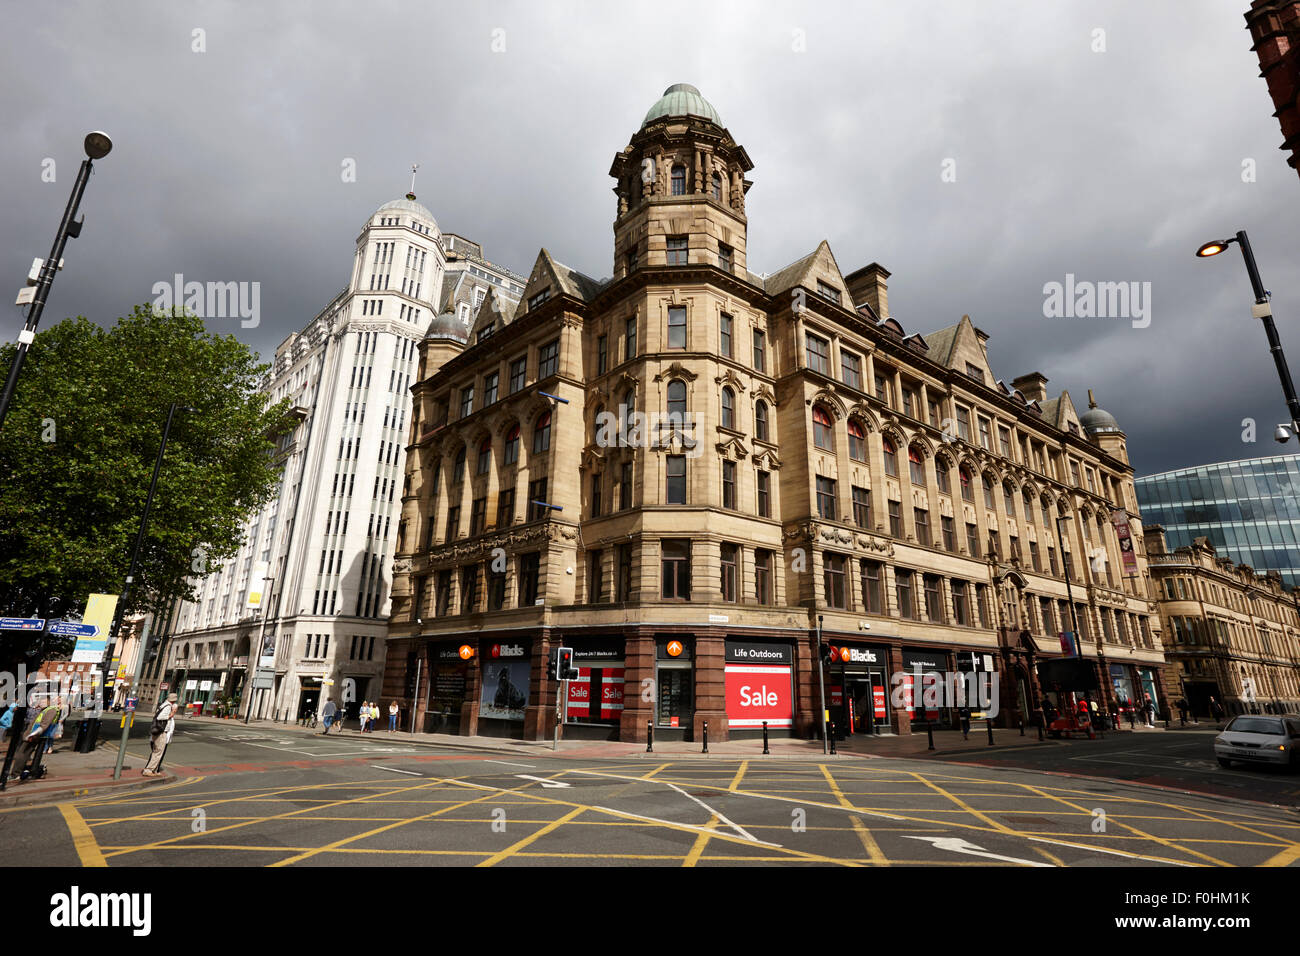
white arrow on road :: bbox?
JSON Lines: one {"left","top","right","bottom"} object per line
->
{"left": 903, "top": 835, "right": 1052, "bottom": 867}
{"left": 516, "top": 774, "right": 570, "bottom": 788}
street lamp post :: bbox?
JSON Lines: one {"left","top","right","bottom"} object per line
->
{"left": 245, "top": 577, "right": 274, "bottom": 724}
{"left": 1196, "top": 230, "right": 1300, "bottom": 441}
{"left": 102, "top": 403, "right": 192, "bottom": 709}
{"left": 0, "top": 132, "right": 112, "bottom": 435}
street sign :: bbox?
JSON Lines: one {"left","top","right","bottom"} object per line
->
{"left": 0, "top": 617, "right": 45, "bottom": 631}
{"left": 50, "top": 622, "right": 99, "bottom": 637}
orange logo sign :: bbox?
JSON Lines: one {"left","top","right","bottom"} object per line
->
{"left": 458, "top": 645, "right": 474, "bottom": 660}
{"left": 666, "top": 640, "right": 683, "bottom": 658}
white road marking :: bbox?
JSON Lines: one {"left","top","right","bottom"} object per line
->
{"left": 903, "top": 835, "right": 1052, "bottom": 867}
{"left": 568, "top": 769, "right": 760, "bottom": 843}
{"left": 485, "top": 760, "right": 536, "bottom": 768}
{"left": 373, "top": 765, "right": 421, "bottom": 776}
{"left": 1025, "top": 836, "right": 1195, "bottom": 867}
{"left": 516, "top": 774, "right": 571, "bottom": 788}
{"left": 590, "top": 805, "right": 785, "bottom": 848}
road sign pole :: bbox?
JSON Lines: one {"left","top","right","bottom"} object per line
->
{"left": 112, "top": 616, "right": 152, "bottom": 780}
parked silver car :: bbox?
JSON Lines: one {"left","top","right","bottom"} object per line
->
{"left": 1214, "top": 714, "right": 1300, "bottom": 769}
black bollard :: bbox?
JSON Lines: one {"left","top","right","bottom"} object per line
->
{"left": 646, "top": 720, "right": 653, "bottom": 753}
{"left": 1164, "top": 711, "right": 1169, "bottom": 730}
{"left": 1037, "top": 715, "right": 1044, "bottom": 741}
{"left": 762, "top": 720, "right": 770, "bottom": 755}
{"left": 1019, "top": 717, "right": 1025, "bottom": 737}
{"left": 702, "top": 720, "right": 708, "bottom": 754}
{"left": 926, "top": 721, "right": 935, "bottom": 751}
{"left": 986, "top": 718, "right": 994, "bottom": 746}
{"left": 829, "top": 722, "right": 837, "bottom": 755}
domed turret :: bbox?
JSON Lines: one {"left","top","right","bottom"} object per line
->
{"left": 642, "top": 83, "right": 724, "bottom": 128}
{"left": 424, "top": 311, "right": 468, "bottom": 343}
{"left": 1080, "top": 389, "right": 1122, "bottom": 436}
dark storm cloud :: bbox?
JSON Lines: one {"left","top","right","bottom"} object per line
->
{"left": 2, "top": 0, "right": 1295, "bottom": 478}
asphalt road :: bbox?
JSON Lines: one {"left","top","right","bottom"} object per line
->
{"left": 5, "top": 722, "right": 1300, "bottom": 867}
{"left": 932, "top": 728, "right": 1300, "bottom": 808}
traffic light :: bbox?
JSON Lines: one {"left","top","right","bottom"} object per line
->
{"left": 819, "top": 644, "right": 833, "bottom": 668}
{"left": 557, "top": 647, "right": 577, "bottom": 681}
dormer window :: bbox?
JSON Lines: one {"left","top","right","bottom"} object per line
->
{"left": 816, "top": 280, "right": 841, "bottom": 306}
{"left": 528, "top": 289, "right": 550, "bottom": 311}
{"left": 965, "top": 363, "right": 984, "bottom": 383}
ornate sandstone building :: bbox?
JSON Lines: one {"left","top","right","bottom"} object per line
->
{"left": 383, "top": 84, "right": 1165, "bottom": 742}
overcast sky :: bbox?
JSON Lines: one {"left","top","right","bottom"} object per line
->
{"left": 3, "top": 0, "right": 1297, "bottom": 479}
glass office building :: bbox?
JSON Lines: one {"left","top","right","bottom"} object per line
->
{"left": 1135, "top": 454, "right": 1300, "bottom": 587}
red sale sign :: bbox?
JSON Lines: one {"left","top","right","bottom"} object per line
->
{"left": 872, "top": 684, "right": 886, "bottom": 719}
{"left": 725, "top": 665, "right": 792, "bottom": 728}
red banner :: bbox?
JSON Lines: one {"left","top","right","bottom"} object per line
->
{"left": 566, "top": 667, "right": 624, "bottom": 720}
{"left": 873, "top": 684, "right": 887, "bottom": 719}
{"left": 725, "top": 665, "right": 793, "bottom": 728}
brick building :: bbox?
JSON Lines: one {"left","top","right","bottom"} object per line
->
{"left": 1246, "top": 0, "right": 1300, "bottom": 180}
{"left": 383, "top": 84, "right": 1166, "bottom": 743}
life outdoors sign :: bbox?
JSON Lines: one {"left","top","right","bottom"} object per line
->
{"left": 725, "top": 640, "right": 793, "bottom": 728}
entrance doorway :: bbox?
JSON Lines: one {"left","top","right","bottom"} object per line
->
{"left": 297, "top": 687, "right": 319, "bottom": 720}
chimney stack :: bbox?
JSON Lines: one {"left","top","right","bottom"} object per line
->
{"left": 845, "top": 262, "right": 890, "bottom": 319}
{"left": 1011, "top": 372, "right": 1050, "bottom": 403}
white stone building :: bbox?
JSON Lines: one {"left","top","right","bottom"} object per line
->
{"left": 161, "top": 195, "right": 522, "bottom": 721}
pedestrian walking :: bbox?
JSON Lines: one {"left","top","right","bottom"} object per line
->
{"left": 47, "top": 697, "right": 68, "bottom": 754}
{"left": 320, "top": 698, "right": 337, "bottom": 734}
{"left": 142, "top": 693, "right": 178, "bottom": 776}
{"left": 1142, "top": 694, "right": 1156, "bottom": 728}
{"left": 9, "top": 700, "right": 60, "bottom": 780}
{"left": 389, "top": 700, "right": 399, "bottom": 733}
{"left": 958, "top": 705, "right": 971, "bottom": 740}
{"left": 0, "top": 702, "right": 15, "bottom": 745}
{"left": 359, "top": 701, "right": 370, "bottom": 733}
{"left": 1175, "top": 697, "right": 1189, "bottom": 725}
{"left": 1209, "top": 696, "right": 1225, "bottom": 723}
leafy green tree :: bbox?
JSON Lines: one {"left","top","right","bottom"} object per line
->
{"left": 0, "top": 306, "right": 294, "bottom": 668}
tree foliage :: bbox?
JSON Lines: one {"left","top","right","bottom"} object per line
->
{"left": 0, "top": 306, "right": 294, "bottom": 659}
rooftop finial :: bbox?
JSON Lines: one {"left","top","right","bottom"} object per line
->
{"left": 406, "top": 163, "right": 419, "bottom": 201}
{"left": 1088, "top": 388, "right": 1098, "bottom": 408}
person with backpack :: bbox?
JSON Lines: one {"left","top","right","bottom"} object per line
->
{"left": 8, "top": 700, "right": 60, "bottom": 780}
{"left": 320, "top": 698, "right": 337, "bottom": 734}
{"left": 142, "top": 693, "right": 178, "bottom": 776}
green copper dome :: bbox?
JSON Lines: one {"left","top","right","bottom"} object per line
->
{"left": 642, "top": 83, "right": 723, "bottom": 128}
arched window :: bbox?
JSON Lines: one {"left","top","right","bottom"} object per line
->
{"left": 883, "top": 437, "right": 898, "bottom": 477}
{"left": 533, "top": 411, "right": 551, "bottom": 454}
{"left": 755, "top": 400, "right": 769, "bottom": 441}
{"left": 667, "top": 379, "right": 687, "bottom": 424}
{"left": 908, "top": 446, "right": 925, "bottom": 485}
{"left": 721, "top": 387, "right": 735, "bottom": 430}
{"left": 452, "top": 446, "right": 466, "bottom": 484}
{"left": 503, "top": 424, "right": 520, "bottom": 465}
{"left": 1003, "top": 482, "right": 1015, "bottom": 515}
{"left": 935, "top": 458, "right": 951, "bottom": 494}
{"left": 813, "top": 405, "right": 834, "bottom": 450}
{"left": 848, "top": 419, "right": 866, "bottom": 461}
{"left": 477, "top": 437, "right": 492, "bottom": 475}
{"left": 960, "top": 466, "right": 974, "bottom": 501}
{"left": 671, "top": 165, "right": 686, "bottom": 196}
{"left": 982, "top": 474, "right": 995, "bottom": 509}
{"left": 711, "top": 170, "right": 723, "bottom": 201}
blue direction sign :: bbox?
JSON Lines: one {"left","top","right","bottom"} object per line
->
{"left": 49, "top": 622, "right": 99, "bottom": 638}
{"left": 0, "top": 618, "right": 45, "bottom": 631}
